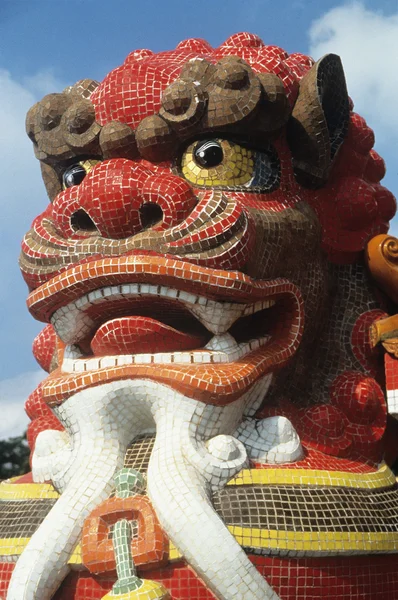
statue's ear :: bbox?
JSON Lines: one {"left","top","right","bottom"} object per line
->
{"left": 287, "top": 54, "right": 350, "bottom": 188}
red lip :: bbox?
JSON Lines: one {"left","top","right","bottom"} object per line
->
{"left": 27, "top": 254, "right": 298, "bottom": 321}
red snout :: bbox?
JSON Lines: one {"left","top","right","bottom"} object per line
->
{"left": 51, "top": 159, "right": 197, "bottom": 239}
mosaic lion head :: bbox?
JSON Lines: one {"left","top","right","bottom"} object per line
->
{"left": 5, "top": 32, "right": 398, "bottom": 600}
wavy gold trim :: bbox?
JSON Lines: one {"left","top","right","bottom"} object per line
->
{"left": 227, "top": 463, "right": 394, "bottom": 489}
{"left": 229, "top": 526, "right": 398, "bottom": 552}
{"left": 3, "top": 527, "right": 398, "bottom": 564}
{"left": 1, "top": 463, "right": 393, "bottom": 502}
{"left": 0, "top": 480, "right": 59, "bottom": 501}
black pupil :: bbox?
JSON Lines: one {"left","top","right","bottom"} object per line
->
{"left": 63, "top": 164, "right": 86, "bottom": 188}
{"left": 194, "top": 141, "right": 224, "bottom": 168}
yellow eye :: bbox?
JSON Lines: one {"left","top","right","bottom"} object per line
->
{"left": 181, "top": 139, "right": 255, "bottom": 187}
{"left": 80, "top": 159, "right": 100, "bottom": 174}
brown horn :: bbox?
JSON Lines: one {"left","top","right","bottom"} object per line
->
{"left": 287, "top": 54, "right": 350, "bottom": 188}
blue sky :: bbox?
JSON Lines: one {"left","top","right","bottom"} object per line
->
{"left": 0, "top": 0, "right": 397, "bottom": 437}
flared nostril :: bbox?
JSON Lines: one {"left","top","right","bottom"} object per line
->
{"left": 139, "top": 202, "right": 164, "bottom": 230}
{"left": 52, "top": 161, "right": 198, "bottom": 239}
{"left": 70, "top": 209, "right": 97, "bottom": 233}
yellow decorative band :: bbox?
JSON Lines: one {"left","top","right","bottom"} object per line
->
{"left": 0, "top": 537, "right": 181, "bottom": 567}
{"left": 229, "top": 525, "right": 398, "bottom": 553}
{"left": 2, "top": 463, "right": 392, "bottom": 501}
{"left": 228, "top": 462, "right": 395, "bottom": 490}
{"left": 0, "top": 481, "right": 59, "bottom": 501}
{"left": 0, "top": 538, "right": 81, "bottom": 564}
{"left": 1, "top": 537, "right": 180, "bottom": 564}
{"left": 3, "top": 528, "right": 398, "bottom": 564}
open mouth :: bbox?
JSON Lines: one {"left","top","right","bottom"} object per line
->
{"left": 27, "top": 255, "right": 303, "bottom": 404}
{"left": 52, "top": 283, "right": 281, "bottom": 372}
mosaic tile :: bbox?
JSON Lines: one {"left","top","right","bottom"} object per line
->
{"left": 2, "top": 30, "right": 398, "bottom": 600}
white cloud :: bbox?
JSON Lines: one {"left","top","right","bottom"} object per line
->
{"left": 0, "top": 68, "right": 66, "bottom": 217}
{"left": 23, "top": 69, "right": 66, "bottom": 98}
{"left": 0, "top": 68, "right": 68, "bottom": 381}
{"left": 0, "top": 370, "right": 44, "bottom": 439}
{"left": 309, "top": 2, "right": 398, "bottom": 142}
{"left": 0, "top": 68, "right": 39, "bottom": 213}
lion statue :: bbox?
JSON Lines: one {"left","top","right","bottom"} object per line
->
{"left": 1, "top": 32, "right": 398, "bottom": 600}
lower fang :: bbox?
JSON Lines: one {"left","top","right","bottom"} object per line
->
{"left": 64, "top": 345, "right": 83, "bottom": 359}
{"left": 205, "top": 333, "right": 239, "bottom": 353}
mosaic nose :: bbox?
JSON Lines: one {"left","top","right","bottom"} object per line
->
{"left": 51, "top": 159, "right": 198, "bottom": 239}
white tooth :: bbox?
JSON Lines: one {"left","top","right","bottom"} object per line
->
{"left": 242, "top": 299, "right": 275, "bottom": 317}
{"left": 64, "top": 344, "right": 83, "bottom": 359}
{"left": 153, "top": 353, "right": 172, "bottom": 364}
{"left": 61, "top": 359, "right": 74, "bottom": 372}
{"left": 61, "top": 331, "right": 272, "bottom": 373}
{"left": 99, "top": 356, "right": 117, "bottom": 368}
{"left": 51, "top": 305, "right": 95, "bottom": 344}
{"left": 104, "top": 286, "right": 118, "bottom": 297}
{"left": 75, "top": 296, "right": 87, "bottom": 309}
{"left": 120, "top": 283, "right": 137, "bottom": 295}
{"left": 189, "top": 300, "right": 244, "bottom": 334}
{"left": 249, "top": 339, "right": 260, "bottom": 351}
{"left": 181, "top": 353, "right": 192, "bottom": 363}
{"left": 87, "top": 290, "right": 101, "bottom": 303}
{"left": 262, "top": 299, "right": 275, "bottom": 310}
{"left": 194, "top": 352, "right": 211, "bottom": 363}
{"left": 134, "top": 354, "right": 152, "bottom": 364}
{"left": 115, "top": 355, "right": 133, "bottom": 366}
{"left": 205, "top": 333, "right": 239, "bottom": 353}
{"left": 252, "top": 300, "right": 262, "bottom": 314}
{"left": 229, "top": 349, "right": 240, "bottom": 361}
{"left": 85, "top": 357, "right": 101, "bottom": 370}
{"left": 73, "top": 360, "right": 86, "bottom": 372}
{"left": 243, "top": 304, "right": 254, "bottom": 316}
{"left": 172, "top": 352, "right": 184, "bottom": 363}
{"left": 179, "top": 290, "right": 198, "bottom": 304}
{"left": 211, "top": 353, "right": 223, "bottom": 363}
{"left": 165, "top": 288, "right": 178, "bottom": 299}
